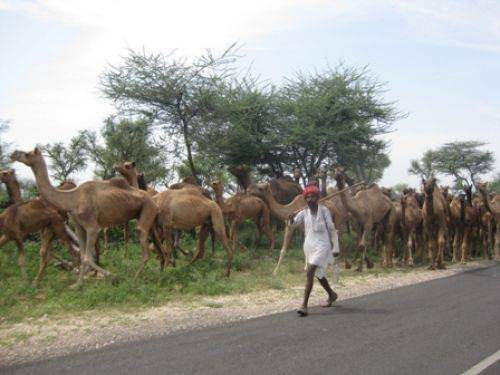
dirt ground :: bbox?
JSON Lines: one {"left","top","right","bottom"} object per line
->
{"left": 0, "top": 260, "right": 495, "bottom": 366}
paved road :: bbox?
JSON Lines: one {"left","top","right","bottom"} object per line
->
{"left": 4, "top": 264, "right": 500, "bottom": 375}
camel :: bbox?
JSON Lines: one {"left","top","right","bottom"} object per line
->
{"left": 334, "top": 167, "right": 395, "bottom": 271}
{"left": 211, "top": 180, "right": 274, "bottom": 252}
{"left": 11, "top": 147, "right": 166, "bottom": 287}
{"left": 111, "top": 161, "right": 159, "bottom": 254}
{"left": 474, "top": 194, "right": 493, "bottom": 260}
{"left": 152, "top": 186, "right": 234, "bottom": 276}
{"left": 229, "top": 165, "right": 302, "bottom": 204}
{"left": 0, "top": 168, "right": 80, "bottom": 284}
{"left": 115, "top": 161, "right": 158, "bottom": 196}
{"left": 457, "top": 186, "right": 481, "bottom": 263}
{"left": 421, "top": 177, "right": 449, "bottom": 269}
{"left": 400, "top": 189, "right": 423, "bottom": 266}
{"left": 268, "top": 175, "right": 303, "bottom": 204}
{"left": 475, "top": 182, "right": 500, "bottom": 260}
{"left": 0, "top": 168, "right": 22, "bottom": 204}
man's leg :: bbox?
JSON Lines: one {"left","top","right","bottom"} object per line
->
{"left": 317, "top": 276, "right": 337, "bottom": 307}
{"left": 298, "top": 263, "right": 317, "bottom": 317}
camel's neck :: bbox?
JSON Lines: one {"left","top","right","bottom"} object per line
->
{"left": 126, "top": 173, "right": 139, "bottom": 189}
{"left": 425, "top": 190, "right": 434, "bottom": 217}
{"left": 264, "top": 189, "right": 305, "bottom": 220}
{"left": 31, "top": 158, "right": 76, "bottom": 211}
{"left": 336, "top": 179, "right": 361, "bottom": 221}
{"left": 213, "top": 186, "right": 225, "bottom": 208}
{"left": 4, "top": 179, "right": 22, "bottom": 204}
{"left": 479, "top": 190, "right": 495, "bottom": 214}
{"left": 320, "top": 176, "right": 327, "bottom": 197}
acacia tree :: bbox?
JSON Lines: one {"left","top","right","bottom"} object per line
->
{"left": 83, "top": 116, "right": 168, "bottom": 186}
{"left": 44, "top": 134, "right": 88, "bottom": 182}
{"left": 196, "top": 78, "right": 283, "bottom": 175}
{"left": 100, "top": 45, "right": 238, "bottom": 181}
{"left": 432, "top": 141, "right": 494, "bottom": 188}
{"left": 198, "top": 65, "right": 402, "bottom": 181}
{"left": 278, "top": 65, "right": 401, "bottom": 180}
{"left": 408, "top": 150, "right": 438, "bottom": 180}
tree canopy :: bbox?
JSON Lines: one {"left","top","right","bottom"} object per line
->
{"left": 197, "top": 65, "right": 403, "bottom": 182}
{"left": 408, "top": 150, "right": 438, "bottom": 180}
{"left": 44, "top": 134, "right": 88, "bottom": 182}
{"left": 100, "top": 45, "right": 239, "bottom": 181}
{"left": 82, "top": 116, "right": 168, "bottom": 185}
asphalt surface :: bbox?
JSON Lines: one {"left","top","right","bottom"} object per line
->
{"left": 4, "top": 264, "right": 500, "bottom": 375}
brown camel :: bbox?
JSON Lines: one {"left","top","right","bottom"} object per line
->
{"left": 334, "top": 167, "right": 395, "bottom": 271}
{"left": 115, "top": 161, "right": 158, "bottom": 196}
{"left": 153, "top": 186, "right": 234, "bottom": 276}
{"left": 0, "top": 168, "right": 22, "bottom": 204}
{"left": 401, "top": 189, "right": 423, "bottom": 266}
{"left": 11, "top": 147, "right": 165, "bottom": 287}
{"left": 211, "top": 180, "right": 274, "bottom": 252}
{"left": 458, "top": 186, "right": 481, "bottom": 263}
{"left": 0, "top": 168, "right": 80, "bottom": 283}
{"left": 475, "top": 182, "right": 500, "bottom": 260}
{"left": 421, "top": 177, "right": 448, "bottom": 269}
{"left": 229, "top": 165, "right": 302, "bottom": 204}
{"left": 112, "top": 161, "right": 159, "bottom": 254}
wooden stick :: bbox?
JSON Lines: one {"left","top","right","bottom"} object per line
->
{"left": 319, "top": 181, "right": 366, "bottom": 202}
{"left": 289, "top": 181, "right": 366, "bottom": 218}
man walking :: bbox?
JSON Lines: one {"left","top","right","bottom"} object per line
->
{"left": 289, "top": 184, "right": 340, "bottom": 317}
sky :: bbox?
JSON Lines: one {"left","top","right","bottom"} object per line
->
{"left": 1, "top": 0, "right": 499, "bottom": 188}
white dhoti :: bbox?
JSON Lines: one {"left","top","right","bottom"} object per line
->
{"left": 293, "top": 204, "right": 340, "bottom": 278}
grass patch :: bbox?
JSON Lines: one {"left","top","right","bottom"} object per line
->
{"left": 0, "top": 230, "right": 308, "bottom": 323}
{"left": 0, "top": 227, "right": 469, "bottom": 324}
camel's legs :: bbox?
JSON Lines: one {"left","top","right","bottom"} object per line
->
{"left": 74, "top": 222, "right": 112, "bottom": 287}
{"left": 437, "top": 228, "right": 446, "bottom": 269}
{"left": 134, "top": 226, "right": 151, "bottom": 280}
{"left": 260, "top": 209, "right": 275, "bottom": 250}
{"left": 34, "top": 228, "right": 54, "bottom": 284}
{"left": 452, "top": 228, "right": 461, "bottom": 263}
{"left": 0, "top": 234, "right": 11, "bottom": 249}
{"left": 211, "top": 212, "right": 233, "bottom": 277}
{"left": 230, "top": 220, "right": 240, "bottom": 253}
{"left": 405, "top": 231, "right": 415, "bottom": 266}
{"left": 461, "top": 227, "right": 470, "bottom": 264}
{"left": 103, "top": 227, "right": 109, "bottom": 252}
{"left": 190, "top": 225, "right": 210, "bottom": 264}
{"left": 50, "top": 216, "right": 80, "bottom": 266}
{"left": 123, "top": 222, "right": 129, "bottom": 255}
{"left": 14, "top": 238, "right": 28, "bottom": 280}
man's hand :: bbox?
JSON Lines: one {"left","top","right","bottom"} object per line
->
{"left": 287, "top": 212, "right": 296, "bottom": 224}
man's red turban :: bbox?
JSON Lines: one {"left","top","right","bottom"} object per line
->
{"left": 302, "top": 184, "right": 320, "bottom": 197}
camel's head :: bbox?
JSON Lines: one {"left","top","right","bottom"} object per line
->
{"left": 0, "top": 168, "right": 16, "bottom": 183}
{"left": 114, "top": 161, "right": 136, "bottom": 177}
{"left": 292, "top": 168, "right": 301, "bottom": 180}
{"left": 10, "top": 147, "right": 43, "bottom": 167}
{"left": 422, "top": 177, "right": 436, "bottom": 196}
{"left": 475, "top": 181, "right": 487, "bottom": 194}
{"left": 333, "top": 166, "right": 347, "bottom": 188}
{"left": 210, "top": 180, "right": 222, "bottom": 193}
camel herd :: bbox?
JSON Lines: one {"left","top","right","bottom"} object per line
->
{"left": 0, "top": 147, "right": 498, "bottom": 288}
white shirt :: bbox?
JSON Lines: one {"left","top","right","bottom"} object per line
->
{"left": 293, "top": 204, "right": 340, "bottom": 269}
